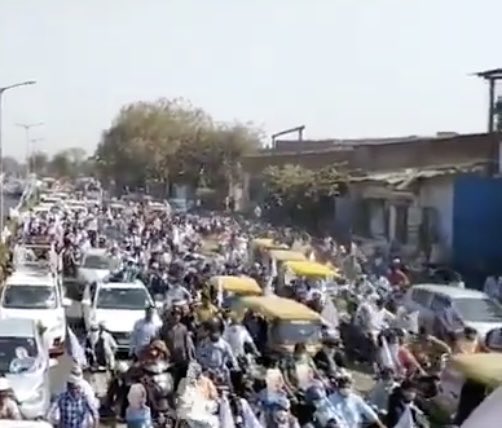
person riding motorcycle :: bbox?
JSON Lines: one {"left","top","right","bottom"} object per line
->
{"left": 313, "top": 335, "right": 346, "bottom": 377}
{"left": 408, "top": 326, "right": 451, "bottom": 372}
{"left": 137, "top": 340, "right": 174, "bottom": 422}
{"left": 453, "top": 327, "right": 489, "bottom": 354}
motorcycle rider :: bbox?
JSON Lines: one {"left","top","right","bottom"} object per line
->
{"left": 387, "top": 379, "right": 429, "bottom": 428}
{"left": 328, "top": 374, "right": 385, "bottom": 428}
{"left": 313, "top": 335, "right": 346, "bottom": 376}
{"left": 223, "top": 314, "right": 259, "bottom": 359}
{"left": 196, "top": 322, "right": 238, "bottom": 379}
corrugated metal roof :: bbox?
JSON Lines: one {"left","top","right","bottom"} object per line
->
{"left": 349, "top": 162, "right": 487, "bottom": 190}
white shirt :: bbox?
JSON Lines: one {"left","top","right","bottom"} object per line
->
{"left": 223, "top": 324, "right": 255, "bottom": 357}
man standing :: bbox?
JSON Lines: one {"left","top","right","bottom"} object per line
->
{"left": 48, "top": 373, "right": 99, "bottom": 428}
{"left": 159, "top": 307, "right": 194, "bottom": 389}
{"left": 129, "top": 305, "right": 160, "bottom": 360}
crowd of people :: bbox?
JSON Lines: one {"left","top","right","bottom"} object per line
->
{"left": 0, "top": 186, "right": 495, "bottom": 428}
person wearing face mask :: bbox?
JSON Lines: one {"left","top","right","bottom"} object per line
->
{"left": 268, "top": 397, "right": 300, "bottom": 428}
{"left": 328, "top": 375, "right": 385, "bottom": 428}
{"left": 196, "top": 323, "right": 238, "bottom": 375}
{"left": 281, "top": 343, "right": 318, "bottom": 392}
{"left": 85, "top": 322, "right": 118, "bottom": 370}
{"left": 387, "top": 380, "right": 428, "bottom": 428}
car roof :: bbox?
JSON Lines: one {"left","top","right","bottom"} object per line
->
{"left": 412, "top": 284, "right": 488, "bottom": 299}
{"left": 0, "top": 318, "right": 36, "bottom": 338}
{"left": 99, "top": 280, "right": 146, "bottom": 290}
{"left": 5, "top": 269, "right": 54, "bottom": 286}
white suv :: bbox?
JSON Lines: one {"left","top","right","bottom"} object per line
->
{"left": 0, "top": 269, "right": 70, "bottom": 356}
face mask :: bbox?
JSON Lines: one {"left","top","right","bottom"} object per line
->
{"left": 338, "top": 388, "right": 351, "bottom": 397}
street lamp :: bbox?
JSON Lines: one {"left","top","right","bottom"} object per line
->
{"left": 16, "top": 122, "right": 44, "bottom": 176}
{"left": 0, "top": 80, "right": 36, "bottom": 232}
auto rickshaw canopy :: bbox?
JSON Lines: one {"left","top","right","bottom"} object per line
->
{"left": 283, "top": 260, "right": 339, "bottom": 278}
{"left": 450, "top": 353, "right": 502, "bottom": 388}
{"left": 234, "top": 295, "right": 322, "bottom": 321}
{"left": 268, "top": 249, "right": 307, "bottom": 262}
{"left": 209, "top": 275, "right": 262, "bottom": 296}
{"left": 251, "top": 238, "right": 288, "bottom": 251}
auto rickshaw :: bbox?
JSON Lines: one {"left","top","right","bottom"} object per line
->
{"left": 249, "top": 237, "right": 289, "bottom": 265}
{"left": 435, "top": 353, "right": 502, "bottom": 425}
{"left": 209, "top": 275, "right": 262, "bottom": 307}
{"left": 277, "top": 260, "right": 340, "bottom": 298}
{"left": 230, "top": 295, "right": 323, "bottom": 355}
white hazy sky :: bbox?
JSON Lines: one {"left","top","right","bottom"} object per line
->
{"left": 0, "top": 0, "right": 500, "bottom": 159}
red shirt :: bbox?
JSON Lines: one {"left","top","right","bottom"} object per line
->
{"left": 387, "top": 269, "right": 409, "bottom": 287}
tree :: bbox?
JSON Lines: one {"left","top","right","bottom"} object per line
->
{"left": 262, "top": 164, "right": 347, "bottom": 230}
{"left": 49, "top": 151, "right": 72, "bottom": 178}
{"left": 95, "top": 98, "right": 261, "bottom": 196}
{"left": 28, "top": 151, "right": 49, "bottom": 175}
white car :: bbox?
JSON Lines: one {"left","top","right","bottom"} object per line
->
{"left": 82, "top": 279, "right": 161, "bottom": 351}
{"left": 403, "top": 283, "right": 502, "bottom": 340}
{"left": 0, "top": 270, "right": 70, "bottom": 356}
{"left": 0, "top": 318, "right": 54, "bottom": 419}
{"left": 78, "top": 248, "right": 112, "bottom": 284}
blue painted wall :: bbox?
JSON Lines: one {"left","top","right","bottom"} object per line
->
{"left": 453, "top": 175, "right": 502, "bottom": 284}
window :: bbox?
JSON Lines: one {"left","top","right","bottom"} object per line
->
{"left": 95, "top": 287, "right": 151, "bottom": 310}
{"left": 2, "top": 285, "right": 57, "bottom": 309}
{"left": 83, "top": 254, "right": 110, "bottom": 270}
{"left": 411, "top": 289, "right": 432, "bottom": 306}
{"left": 430, "top": 294, "right": 451, "bottom": 312}
{"left": 454, "top": 298, "right": 502, "bottom": 323}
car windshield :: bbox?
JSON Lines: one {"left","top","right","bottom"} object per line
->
{"left": 96, "top": 287, "right": 151, "bottom": 310}
{"left": 455, "top": 297, "right": 502, "bottom": 323}
{"left": 2, "top": 285, "right": 57, "bottom": 309}
{"left": 0, "top": 337, "right": 38, "bottom": 374}
{"left": 83, "top": 254, "right": 110, "bottom": 270}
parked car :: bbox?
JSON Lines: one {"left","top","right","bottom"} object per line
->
{"left": 81, "top": 279, "right": 161, "bottom": 351}
{"left": 77, "top": 248, "right": 112, "bottom": 284}
{"left": 0, "top": 270, "right": 70, "bottom": 356}
{"left": 403, "top": 283, "right": 502, "bottom": 341}
{"left": 0, "top": 318, "right": 55, "bottom": 419}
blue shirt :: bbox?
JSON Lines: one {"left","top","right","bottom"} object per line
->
{"left": 129, "top": 318, "right": 159, "bottom": 357}
{"left": 55, "top": 389, "right": 98, "bottom": 428}
{"left": 328, "top": 391, "right": 378, "bottom": 427}
{"left": 126, "top": 405, "right": 153, "bottom": 428}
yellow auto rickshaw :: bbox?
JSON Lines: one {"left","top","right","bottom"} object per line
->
{"left": 249, "top": 237, "right": 289, "bottom": 265}
{"left": 209, "top": 275, "right": 262, "bottom": 306}
{"left": 435, "top": 353, "right": 502, "bottom": 424}
{"left": 230, "top": 295, "right": 323, "bottom": 354}
{"left": 277, "top": 260, "right": 340, "bottom": 297}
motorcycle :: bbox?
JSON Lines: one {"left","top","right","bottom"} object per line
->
{"left": 140, "top": 359, "right": 175, "bottom": 427}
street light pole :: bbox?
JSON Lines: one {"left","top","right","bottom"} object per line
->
{"left": 0, "top": 80, "right": 36, "bottom": 232}
{"left": 17, "top": 122, "right": 44, "bottom": 176}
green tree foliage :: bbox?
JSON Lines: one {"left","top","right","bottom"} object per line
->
{"left": 94, "top": 98, "right": 261, "bottom": 194}
{"left": 262, "top": 164, "right": 347, "bottom": 229}
{"left": 47, "top": 148, "right": 93, "bottom": 178}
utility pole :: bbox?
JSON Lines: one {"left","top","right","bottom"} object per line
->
{"left": 16, "top": 122, "right": 43, "bottom": 176}
{"left": 0, "top": 80, "right": 36, "bottom": 231}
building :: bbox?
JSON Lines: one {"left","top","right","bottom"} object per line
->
{"left": 242, "top": 132, "right": 502, "bottom": 272}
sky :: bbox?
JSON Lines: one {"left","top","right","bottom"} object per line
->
{"left": 0, "top": 0, "right": 501, "bottom": 159}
